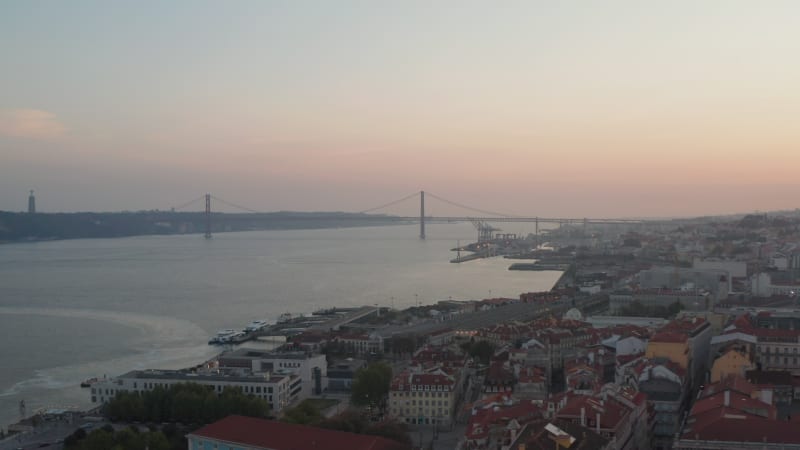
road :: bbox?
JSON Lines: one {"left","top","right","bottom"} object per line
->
{"left": 410, "top": 423, "right": 466, "bottom": 450}
{"left": 0, "top": 420, "right": 76, "bottom": 450}
{"left": 377, "top": 300, "right": 573, "bottom": 339}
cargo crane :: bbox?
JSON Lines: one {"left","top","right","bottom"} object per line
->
{"left": 469, "top": 218, "right": 500, "bottom": 243}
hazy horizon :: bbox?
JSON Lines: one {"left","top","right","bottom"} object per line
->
{"left": 3, "top": 1, "right": 800, "bottom": 217}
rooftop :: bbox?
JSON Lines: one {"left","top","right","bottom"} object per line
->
{"left": 680, "top": 408, "right": 800, "bottom": 445}
{"left": 189, "top": 415, "right": 410, "bottom": 450}
{"left": 119, "top": 369, "right": 291, "bottom": 384}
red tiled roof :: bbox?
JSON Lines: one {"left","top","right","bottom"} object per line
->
{"left": 662, "top": 317, "right": 707, "bottom": 333}
{"left": 692, "top": 393, "right": 775, "bottom": 419}
{"left": 411, "top": 373, "right": 454, "bottom": 386}
{"left": 682, "top": 408, "right": 800, "bottom": 444}
{"left": 701, "top": 374, "right": 756, "bottom": 398}
{"left": 556, "top": 396, "right": 629, "bottom": 431}
{"left": 189, "top": 416, "right": 409, "bottom": 450}
{"left": 466, "top": 401, "right": 542, "bottom": 441}
{"left": 390, "top": 371, "right": 455, "bottom": 391}
{"left": 650, "top": 331, "right": 689, "bottom": 343}
{"left": 752, "top": 328, "right": 800, "bottom": 340}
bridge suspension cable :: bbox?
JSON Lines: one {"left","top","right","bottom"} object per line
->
{"left": 425, "top": 191, "right": 522, "bottom": 218}
{"left": 170, "top": 195, "right": 207, "bottom": 211}
{"left": 209, "top": 195, "right": 263, "bottom": 213}
{"left": 358, "top": 192, "right": 420, "bottom": 214}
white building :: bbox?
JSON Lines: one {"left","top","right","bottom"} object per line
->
{"left": 217, "top": 349, "right": 327, "bottom": 399}
{"left": 90, "top": 369, "right": 300, "bottom": 413}
{"left": 750, "top": 272, "right": 800, "bottom": 297}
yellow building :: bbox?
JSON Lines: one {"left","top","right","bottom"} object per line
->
{"left": 710, "top": 348, "right": 754, "bottom": 383}
{"left": 646, "top": 332, "right": 689, "bottom": 370}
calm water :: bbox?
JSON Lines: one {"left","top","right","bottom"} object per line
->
{"left": 0, "top": 222, "right": 559, "bottom": 428}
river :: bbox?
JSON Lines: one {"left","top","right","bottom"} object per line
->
{"left": 0, "top": 222, "right": 560, "bottom": 429}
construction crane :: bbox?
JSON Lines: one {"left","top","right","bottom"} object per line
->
{"left": 469, "top": 218, "right": 500, "bottom": 243}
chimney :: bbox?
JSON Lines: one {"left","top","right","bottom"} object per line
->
{"left": 581, "top": 407, "right": 586, "bottom": 426}
{"left": 724, "top": 390, "right": 730, "bottom": 407}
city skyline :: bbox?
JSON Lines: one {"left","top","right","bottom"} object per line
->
{"left": 2, "top": 1, "right": 800, "bottom": 217}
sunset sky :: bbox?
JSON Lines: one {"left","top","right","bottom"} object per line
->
{"left": 2, "top": 1, "right": 799, "bottom": 217}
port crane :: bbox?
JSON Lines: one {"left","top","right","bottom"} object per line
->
{"left": 469, "top": 218, "right": 501, "bottom": 243}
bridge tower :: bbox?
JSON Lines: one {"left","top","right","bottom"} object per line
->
{"left": 419, "top": 190, "right": 425, "bottom": 240}
{"left": 28, "top": 190, "right": 36, "bottom": 214}
{"left": 204, "top": 193, "right": 212, "bottom": 239}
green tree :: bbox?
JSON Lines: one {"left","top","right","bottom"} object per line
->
{"left": 351, "top": 362, "right": 392, "bottom": 409}
{"left": 318, "top": 410, "right": 367, "bottom": 434}
{"left": 460, "top": 340, "right": 495, "bottom": 365}
{"left": 364, "top": 420, "right": 412, "bottom": 446}
{"left": 144, "top": 431, "right": 171, "bottom": 450}
{"left": 79, "top": 429, "right": 115, "bottom": 450}
{"left": 103, "top": 382, "right": 269, "bottom": 425}
{"left": 282, "top": 400, "right": 324, "bottom": 425}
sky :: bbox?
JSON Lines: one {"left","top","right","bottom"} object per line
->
{"left": 1, "top": 1, "right": 799, "bottom": 218}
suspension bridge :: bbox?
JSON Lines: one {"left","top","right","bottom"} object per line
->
{"left": 170, "top": 191, "right": 644, "bottom": 240}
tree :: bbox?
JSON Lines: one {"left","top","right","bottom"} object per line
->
{"left": 77, "top": 429, "right": 115, "bottom": 450}
{"left": 365, "top": 420, "right": 412, "bottom": 446}
{"left": 460, "top": 339, "right": 495, "bottom": 365}
{"left": 103, "top": 382, "right": 270, "bottom": 425}
{"left": 318, "top": 410, "right": 367, "bottom": 434}
{"left": 282, "top": 400, "right": 324, "bottom": 425}
{"left": 351, "top": 362, "right": 392, "bottom": 409}
{"left": 65, "top": 427, "right": 172, "bottom": 450}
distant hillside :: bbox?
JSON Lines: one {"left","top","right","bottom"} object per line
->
{"left": 0, "top": 211, "right": 405, "bottom": 243}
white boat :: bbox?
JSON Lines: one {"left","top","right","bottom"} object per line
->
{"left": 244, "top": 320, "right": 269, "bottom": 332}
{"left": 208, "top": 329, "right": 238, "bottom": 345}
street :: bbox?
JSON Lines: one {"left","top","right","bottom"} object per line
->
{"left": 409, "top": 423, "right": 466, "bottom": 450}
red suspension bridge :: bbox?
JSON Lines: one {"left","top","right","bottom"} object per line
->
{"left": 170, "top": 191, "right": 644, "bottom": 240}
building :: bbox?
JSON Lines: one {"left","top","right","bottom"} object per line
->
{"left": 462, "top": 398, "right": 542, "bottom": 449}
{"left": 721, "top": 312, "right": 800, "bottom": 374}
{"left": 647, "top": 317, "right": 712, "bottom": 388}
{"left": 610, "top": 289, "right": 712, "bottom": 314}
{"left": 217, "top": 348, "right": 327, "bottom": 398}
{"left": 388, "top": 370, "right": 462, "bottom": 426}
{"left": 484, "top": 360, "right": 515, "bottom": 396}
{"left": 587, "top": 315, "right": 666, "bottom": 329}
{"left": 745, "top": 369, "right": 794, "bottom": 406}
{"left": 90, "top": 369, "right": 300, "bottom": 413}
{"left": 327, "top": 358, "right": 366, "bottom": 391}
{"left": 333, "top": 332, "right": 384, "bottom": 355}
{"left": 187, "top": 415, "right": 409, "bottom": 450}
{"left": 674, "top": 376, "right": 800, "bottom": 450}
{"left": 751, "top": 272, "right": 800, "bottom": 297}
{"left": 646, "top": 333, "right": 690, "bottom": 373}
{"left": 507, "top": 419, "right": 612, "bottom": 450}
{"left": 710, "top": 348, "right": 754, "bottom": 383}
{"left": 514, "top": 366, "right": 548, "bottom": 400}
{"left": 638, "top": 266, "right": 730, "bottom": 302}
{"left": 619, "top": 358, "right": 688, "bottom": 450}
{"left": 554, "top": 391, "right": 647, "bottom": 450}
{"left": 753, "top": 328, "right": 800, "bottom": 372}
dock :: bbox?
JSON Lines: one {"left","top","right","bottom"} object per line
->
{"left": 508, "top": 262, "right": 571, "bottom": 271}
{"left": 308, "top": 306, "right": 378, "bottom": 332}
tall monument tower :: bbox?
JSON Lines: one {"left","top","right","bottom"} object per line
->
{"left": 28, "top": 190, "right": 36, "bottom": 213}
